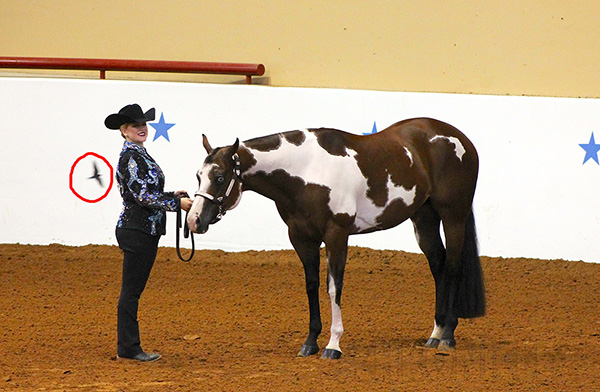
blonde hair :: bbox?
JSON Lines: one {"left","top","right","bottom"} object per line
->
{"left": 119, "top": 123, "right": 130, "bottom": 139}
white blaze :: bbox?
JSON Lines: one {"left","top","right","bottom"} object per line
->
{"left": 188, "top": 163, "right": 218, "bottom": 230}
{"left": 195, "top": 163, "right": 218, "bottom": 195}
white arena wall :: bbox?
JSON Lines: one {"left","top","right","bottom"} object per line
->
{"left": 1, "top": 77, "right": 598, "bottom": 263}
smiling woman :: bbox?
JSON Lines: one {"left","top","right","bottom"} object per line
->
{"left": 121, "top": 122, "right": 149, "bottom": 144}
{"left": 104, "top": 103, "right": 194, "bottom": 362}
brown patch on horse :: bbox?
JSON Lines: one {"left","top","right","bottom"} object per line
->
{"left": 283, "top": 131, "right": 306, "bottom": 146}
{"left": 353, "top": 137, "right": 419, "bottom": 207}
{"left": 237, "top": 146, "right": 258, "bottom": 174}
{"left": 245, "top": 130, "right": 306, "bottom": 152}
{"left": 244, "top": 133, "right": 282, "bottom": 152}
{"left": 243, "top": 169, "right": 336, "bottom": 234}
{"left": 311, "top": 128, "right": 354, "bottom": 157}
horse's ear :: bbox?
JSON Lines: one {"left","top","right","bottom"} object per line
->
{"left": 227, "top": 138, "right": 240, "bottom": 156}
{"left": 202, "top": 134, "right": 213, "bottom": 154}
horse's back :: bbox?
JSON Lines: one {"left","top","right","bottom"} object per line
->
{"left": 384, "top": 117, "right": 476, "bottom": 152}
{"left": 308, "top": 117, "right": 479, "bottom": 201}
{"left": 243, "top": 120, "right": 478, "bottom": 232}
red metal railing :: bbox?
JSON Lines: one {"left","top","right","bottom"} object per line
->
{"left": 0, "top": 57, "right": 266, "bottom": 84}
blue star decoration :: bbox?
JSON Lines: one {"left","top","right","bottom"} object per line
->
{"left": 363, "top": 121, "right": 378, "bottom": 135}
{"left": 149, "top": 112, "right": 175, "bottom": 142}
{"left": 579, "top": 132, "right": 600, "bottom": 165}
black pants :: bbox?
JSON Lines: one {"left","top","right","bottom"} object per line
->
{"left": 116, "top": 228, "right": 160, "bottom": 357}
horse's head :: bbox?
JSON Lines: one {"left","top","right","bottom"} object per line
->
{"left": 187, "top": 135, "right": 242, "bottom": 234}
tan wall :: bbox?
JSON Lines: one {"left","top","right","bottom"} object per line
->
{"left": 2, "top": 1, "right": 599, "bottom": 97}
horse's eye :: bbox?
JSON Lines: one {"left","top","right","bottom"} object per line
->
{"left": 216, "top": 175, "right": 225, "bottom": 184}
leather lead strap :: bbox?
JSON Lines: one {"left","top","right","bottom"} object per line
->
{"left": 176, "top": 207, "right": 194, "bottom": 262}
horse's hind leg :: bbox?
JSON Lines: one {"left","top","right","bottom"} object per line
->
{"left": 411, "top": 200, "right": 451, "bottom": 349}
{"left": 436, "top": 202, "right": 485, "bottom": 350}
{"left": 436, "top": 214, "right": 468, "bottom": 350}
{"left": 416, "top": 203, "right": 485, "bottom": 351}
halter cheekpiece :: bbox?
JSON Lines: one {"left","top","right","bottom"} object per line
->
{"left": 194, "top": 153, "right": 241, "bottom": 223}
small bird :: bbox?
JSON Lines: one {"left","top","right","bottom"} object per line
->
{"left": 89, "top": 161, "right": 104, "bottom": 187}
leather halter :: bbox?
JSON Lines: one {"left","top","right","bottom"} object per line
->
{"left": 194, "top": 153, "right": 241, "bottom": 224}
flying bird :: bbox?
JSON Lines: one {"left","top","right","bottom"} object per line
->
{"left": 89, "top": 161, "right": 104, "bottom": 187}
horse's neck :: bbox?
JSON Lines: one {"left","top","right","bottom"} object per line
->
{"left": 238, "top": 141, "right": 293, "bottom": 175}
{"left": 238, "top": 144, "right": 297, "bottom": 206}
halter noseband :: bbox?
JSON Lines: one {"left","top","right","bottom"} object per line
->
{"left": 194, "top": 153, "right": 241, "bottom": 224}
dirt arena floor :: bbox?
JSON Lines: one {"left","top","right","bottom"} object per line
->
{"left": 0, "top": 243, "right": 598, "bottom": 391}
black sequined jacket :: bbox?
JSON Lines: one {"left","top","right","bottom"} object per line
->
{"left": 116, "top": 142, "right": 179, "bottom": 236}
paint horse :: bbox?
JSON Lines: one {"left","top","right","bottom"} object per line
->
{"left": 187, "top": 117, "right": 485, "bottom": 359}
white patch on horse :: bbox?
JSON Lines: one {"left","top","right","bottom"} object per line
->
{"left": 403, "top": 146, "right": 413, "bottom": 166}
{"left": 412, "top": 220, "right": 421, "bottom": 244}
{"left": 326, "top": 274, "right": 343, "bottom": 353}
{"left": 244, "top": 130, "right": 415, "bottom": 232}
{"left": 244, "top": 130, "right": 362, "bottom": 216}
{"left": 429, "top": 320, "right": 445, "bottom": 340}
{"left": 387, "top": 175, "right": 417, "bottom": 206}
{"left": 195, "top": 163, "right": 218, "bottom": 195}
{"left": 430, "top": 135, "right": 466, "bottom": 161}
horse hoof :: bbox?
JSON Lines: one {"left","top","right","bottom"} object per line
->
{"left": 297, "top": 344, "right": 319, "bottom": 357}
{"left": 438, "top": 339, "right": 456, "bottom": 351}
{"left": 425, "top": 338, "right": 440, "bottom": 349}
{"left": 321, "top": 348, "right": 342, "bottom": 359}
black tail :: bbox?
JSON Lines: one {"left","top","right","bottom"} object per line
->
{"left": 456, "top": 209, "right": 486, "bottom": 318}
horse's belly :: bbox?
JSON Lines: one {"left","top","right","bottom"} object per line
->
{"left": 350, "top": 189, "right": 427, "bottom": 234}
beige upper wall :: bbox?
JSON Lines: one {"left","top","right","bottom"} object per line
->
{"left": 2, "top": 1, "right": 599, "bottom": 97}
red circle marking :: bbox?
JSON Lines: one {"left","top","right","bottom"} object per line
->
{"left": 69, "top": 152, "right": 114, "bottom": 203}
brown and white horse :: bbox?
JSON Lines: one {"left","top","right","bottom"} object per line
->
{"left": 187, "top": 117, "right": 485, "bottom": 359}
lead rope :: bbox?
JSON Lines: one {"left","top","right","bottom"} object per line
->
{"left": 176, "top": 198, "right": 195, "bottom": 262}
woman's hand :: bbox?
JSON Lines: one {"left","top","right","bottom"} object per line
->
{"left": 175, "top": 190, "right": 193, "bottom": 212}
{"left": 180, "top": 197, "right": 193, "bottom": 212}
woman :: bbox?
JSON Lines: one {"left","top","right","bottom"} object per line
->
{"left": 105, "top": 103, "right": 193, "bottom": 362}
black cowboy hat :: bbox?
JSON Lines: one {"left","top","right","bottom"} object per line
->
{"left": 104, "top": 104, "right": 156, "bottom": 130}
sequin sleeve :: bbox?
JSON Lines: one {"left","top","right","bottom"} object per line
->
{"left": 122, "top": 153, "right": 179, "bottom": 212}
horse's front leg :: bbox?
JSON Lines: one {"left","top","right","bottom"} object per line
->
{"left": 321, "top": 226, "right": 349, "bottom": 359}
{"left": 289, "top": 231, "right": 323, "bottom": 357}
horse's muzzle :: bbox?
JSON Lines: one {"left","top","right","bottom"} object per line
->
{"left": 187, "top": 212, "right": 209, "bottom": 234}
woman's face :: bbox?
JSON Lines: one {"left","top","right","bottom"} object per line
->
{"left": 122, "top": 123, "right": 148, "bottom": 145}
